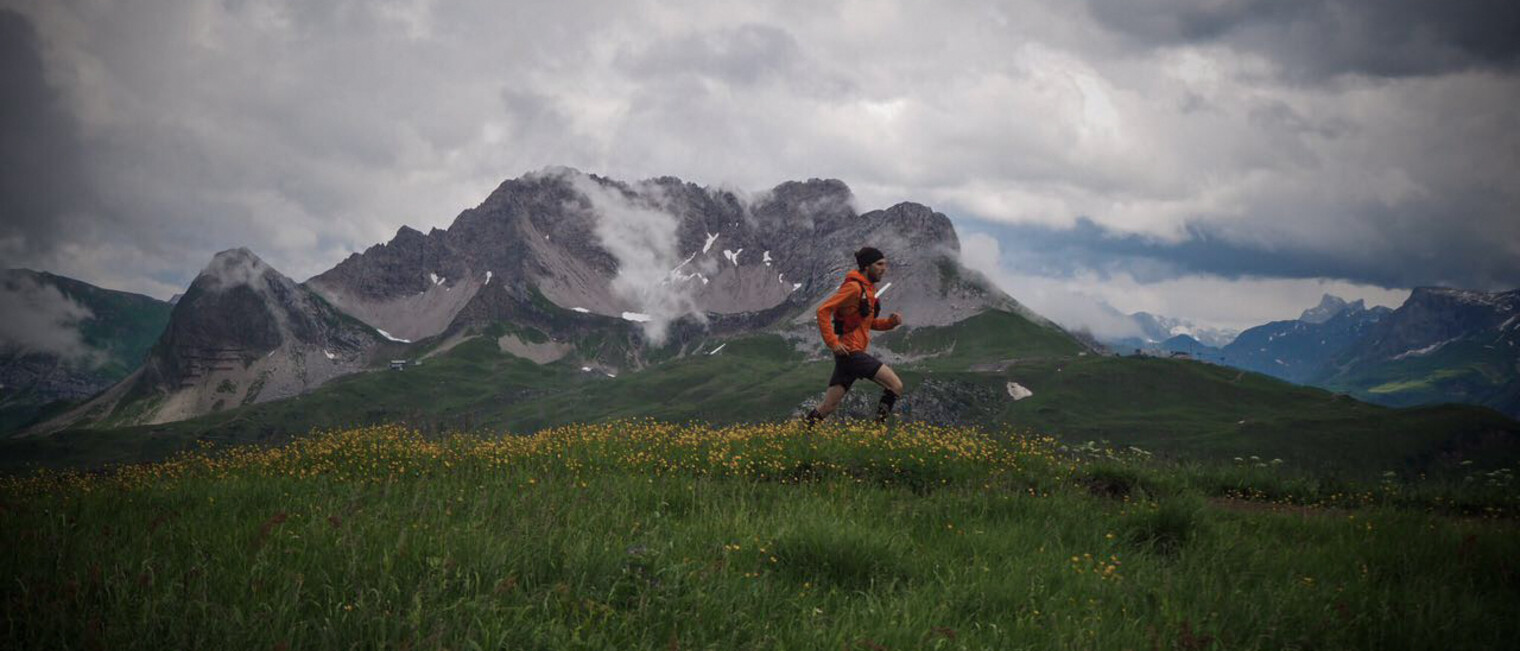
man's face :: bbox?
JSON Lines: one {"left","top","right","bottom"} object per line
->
{"left": 866, "top": 258, "right": 887, "bottom": 282}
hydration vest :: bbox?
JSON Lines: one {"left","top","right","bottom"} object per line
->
{"left": 831, "top": 278, "right": 879, "bottom": 336}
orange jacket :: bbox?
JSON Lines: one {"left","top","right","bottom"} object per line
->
{"left": 817, "top": 270, "right": 897, "bottom": 353}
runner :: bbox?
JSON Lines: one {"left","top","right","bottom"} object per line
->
{"left": 804, "top": 246, "right": 905, "bottom": 426}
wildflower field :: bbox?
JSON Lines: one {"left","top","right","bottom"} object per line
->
{"left": 2, "top": 420, "right": 1516, "bottom": 650}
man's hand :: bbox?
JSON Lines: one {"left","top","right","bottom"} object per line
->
{"left": 832, "top": 344, "right": 851, "bottom": 357}
{"left": 888, "top": 312, "right": 903, "bottom": 328}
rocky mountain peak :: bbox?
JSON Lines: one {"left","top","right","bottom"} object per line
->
{"left": 196, "top": 247, "right": 272, "bottom": 293}
{"left": 751, "top": 178, "right": 854, "bottom": 228}
{"left": 29, "top": 249, "right": 386, "bottom": 433}
{"left": 1299, "top": 294, "right": 1350, "bottom": 323}
{"left": 873, "top": 202, "right": 958, "bottom": 253}
{"left": 767, "top": 177, "right": 852, "bottom": 204}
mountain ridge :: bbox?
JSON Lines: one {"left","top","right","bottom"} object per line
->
{"left": 306, "top": 168, "right": 1032, "bottom": 363}
{"left": 25, "top": 248, "right": 390, "bottom": 434}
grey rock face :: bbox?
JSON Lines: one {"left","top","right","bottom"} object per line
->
{"left": 305, "top": 169, "right": 1025, "bottom": 354}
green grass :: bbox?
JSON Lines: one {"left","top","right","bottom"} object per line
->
{"left": 1364, "top": 366, "right": 1496, "bottom": 395}
{"left": 2, "top": 421, "right": 1516, "bottom": 650}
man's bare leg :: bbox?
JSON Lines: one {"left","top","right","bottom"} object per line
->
{"left": 870, "top": 365, "right": 904, "bottom": 423}
{"left": 805, "top": 385, "right": 848, "bottom": 426}
{"left": 817, "top": 385, "right": 848, "bottom": 417}
{"left": 870, "top": 365, "right": 904, "bottom": 395}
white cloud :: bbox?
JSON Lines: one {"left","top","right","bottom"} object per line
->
{"left": 0, "top": 273, "right": 99, "bottom": 362}
{"left": 0, "top": 0, "right": 1514, "bottom": 317}
{"left": 963, "top": 231, "right": 1412, "bottom": 335}
{"left": 563, "top": 170, "right": 704, "bottom": 344}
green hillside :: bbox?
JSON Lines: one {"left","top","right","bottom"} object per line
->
{"left": 1318, "top": 338, "right": 1520, "bottom": 416}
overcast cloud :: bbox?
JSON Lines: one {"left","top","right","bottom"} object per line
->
{"left": 1, "top": 0, "right": 1516, "bottom": 334}
{"left": 0, "top": 271, "right": 97, "bottom": 361}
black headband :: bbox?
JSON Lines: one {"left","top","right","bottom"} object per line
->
{"left": 855, "top": 247, "right": 884, "bottom": 269}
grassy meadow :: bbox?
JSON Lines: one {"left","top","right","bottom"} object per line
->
{"left": 3, "top": 420, "right": 1516, "bottom": 650}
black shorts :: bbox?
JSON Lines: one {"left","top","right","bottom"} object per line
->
{"left": 829, "top": 351, "right": 884, "bottom": 389}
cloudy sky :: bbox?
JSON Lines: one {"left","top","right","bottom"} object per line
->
{"left": 2, "top": 0, "right": 1517, "bottom": 336}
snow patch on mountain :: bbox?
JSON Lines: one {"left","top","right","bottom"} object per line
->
{"left": 375, "top": 328, "right": 411, "bottom": 343}
{"left": 1392, "top": 338, "right": 1456, "bottom": 360}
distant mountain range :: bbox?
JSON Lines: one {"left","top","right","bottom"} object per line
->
{"left": 1112, "top": 290, "right": 1519, "bottom": 418}
{"left": 1099, "top": 311, "right": 1240, "bottom": 352}
{"left": 1216, "top": 296, "right": 1393, "bottom": 384}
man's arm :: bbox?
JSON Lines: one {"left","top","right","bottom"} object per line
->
{"left": 871, "top": 312, "right": 902, "bottom": 331}
{"left": 817, "top": 284, "right": 858, "bottom": 352}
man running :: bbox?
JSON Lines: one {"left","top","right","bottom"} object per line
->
{"left": 804, "top": 246, "right": 905, "bottom": 426}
